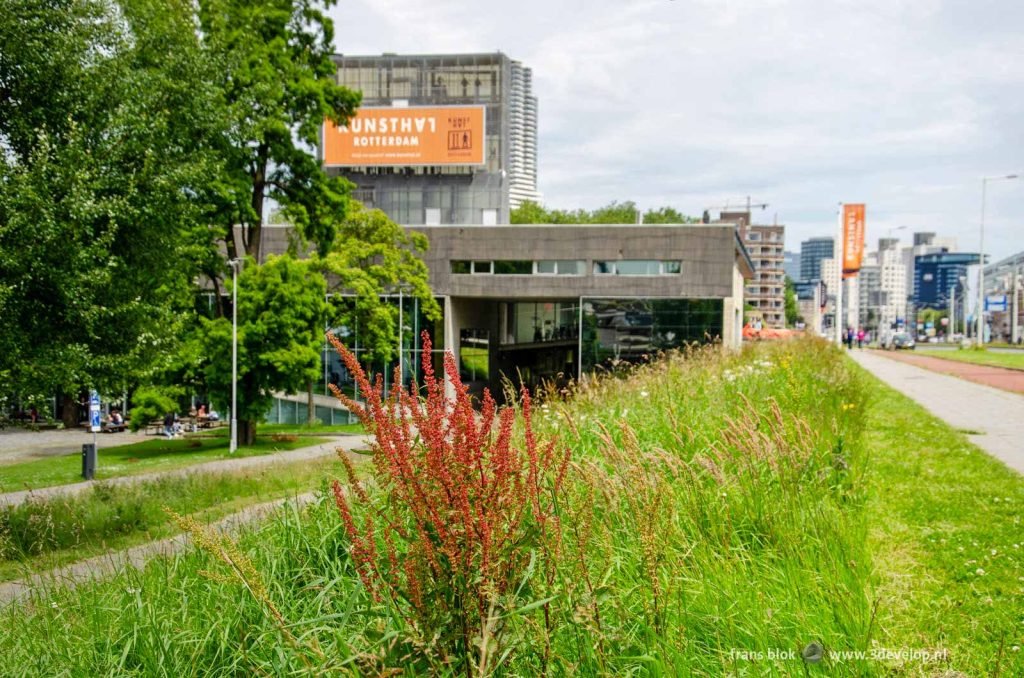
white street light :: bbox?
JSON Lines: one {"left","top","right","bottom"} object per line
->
{"left": 228, "top": 258, "right": 241, "bottom": 453}
{"left": 977, "top": 174, "right": 1019, "bottom": 347}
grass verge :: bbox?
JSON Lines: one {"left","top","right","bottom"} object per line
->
{"left": 0, "top": 455, "right": 357, "bottom": 583}
{"left": 915, "top": 347, "right": 1024, "bottom": 371}
{"left": 857, "top": 363, "right": 1024, "bottom": 675}
{"left": 0, "top": 435, "right": 332, "bottom": 493}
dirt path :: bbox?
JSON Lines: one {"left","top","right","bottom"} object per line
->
{"left": 869, "top": 349, "right": 1024, "bottom": 395}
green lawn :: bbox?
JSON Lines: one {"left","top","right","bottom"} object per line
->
{"left": 858, "top": 366, "right": 1024, "bottom": 675}
{"left": 0, "top": 434, "right": 332, "bottom": 493}
{"left": 916, "top": 347, "right": 1024, "bottom": 371}
{"left": 0, "top": 456, "right": 357, "bottom": 582}
{"left": 199, "top": 422, "right": 363, "bottom": 437}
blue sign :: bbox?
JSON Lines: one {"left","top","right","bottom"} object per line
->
{"left": 89, "top": 390, "right": 101, "bottom": 433}
{"left": 985, "top": 295, "right": 1008, "bottom": 312}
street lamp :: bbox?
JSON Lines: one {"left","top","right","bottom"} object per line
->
{"left": 977, "top": 174, "right": 1019, "bottom": 346}
{"left": 227, "top": 258, "right": 241, "bottom": 454}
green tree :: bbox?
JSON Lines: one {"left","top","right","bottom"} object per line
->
{"left": 196, "top": 0, "right": 360, "bottom": 276}
{"left": 642, "top": 206, "right": 698, "bottom": 224}
{"left": 200, "top": 255, "right": 327, "bottom": 445}
{"left": 0, "top": 0, "right": 219, "bottom": 422}
{"left": 317, "top": 206, "right": 440, "bottom": 363}
{"left": 784, "top": 277, "right": 799, "bottom": 327}
{"left": 512, "top": 200, "right": 696, "bottom": 225}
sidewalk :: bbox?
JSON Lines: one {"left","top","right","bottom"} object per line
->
{"left": 0, "top": 435, "right": 370, "bottom": 507}
{"left": 876, "top": 350, "right": 1024, "bottom": 394}
{"left": 849, "top": 351, "right": 1024, "bottom": 474}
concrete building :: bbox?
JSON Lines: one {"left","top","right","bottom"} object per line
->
{"left": 261, "top": 223, "right": 754, "bottom": 400}
{"left": 800, "top": 237, "right": 835, "bottom": 282}
{"left": 795, "top": 280, "right": 826, "bottom": 335}
{"left": 326, "top": 52, "right": 540, "bottom": 225}
{"left": 983, "top": 250, "right": 1024, "bottom": 343}
{"left": 737, "top": 220, "right": 786, "bottom": 328}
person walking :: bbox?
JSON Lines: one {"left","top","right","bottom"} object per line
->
{"left": 856, "top": 328, "right": 865, "bottom": 349}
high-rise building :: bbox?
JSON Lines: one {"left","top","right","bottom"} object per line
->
{"left": 914, "top": 252, "right": 982, "bottom": 310}
{"left": 742, "top": 223, "right": 787, "bottom": 328}
{"left": 800, "top": 237, "right": 835, "bottom": 281}
{"left": 783, "top": 251, "right": 801, "bottom": 281}
{"left": 327, "top": 52, "right": 540, "bottom": 225}
{"left": 507, "top": 61, "right": 541, "bottom": 208}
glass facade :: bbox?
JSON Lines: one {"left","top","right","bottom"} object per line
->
{"left": 581, "top": 298, "right": 723, "bottom": 372}
{"left": 320, "top": 295, "right": 444, "bottom": 399}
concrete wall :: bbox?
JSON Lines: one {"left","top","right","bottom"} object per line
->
{"left": 416, "top": 224, "right": 740, "bottom": 300}
{"left": 722, "top": 264, "right": 746, "bottom": 350}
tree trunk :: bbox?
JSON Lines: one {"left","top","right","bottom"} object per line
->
{"left": 240, "top": 418, "right": 257, "bottom": 446}
{"left": 60, "top": 393, "right": 78, "bottom": 428}
{"left": 307, "top": 380, "right": 315, "bottom": 425}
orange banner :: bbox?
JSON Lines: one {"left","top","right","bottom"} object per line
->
{"left": 841, "top": 203, "right": 865, "bottom": 279}
{"left": 322, "top": 106, "right": 486, "bottom": 167}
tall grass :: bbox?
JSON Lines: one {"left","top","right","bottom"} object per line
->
{"left": 0, "top": 338, "right": 871, "bottom": 675}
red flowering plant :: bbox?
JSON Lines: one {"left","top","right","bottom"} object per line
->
{"left": 327, "top": 330, "right": 570, "bottom": 673}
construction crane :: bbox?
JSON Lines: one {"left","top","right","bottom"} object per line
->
{"left": 702, "top": 196, "right": 769, "bottom": 224}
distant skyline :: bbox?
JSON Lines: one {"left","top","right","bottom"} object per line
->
{"left": 331, "top": 0, "right": 1024, "bottom": 260}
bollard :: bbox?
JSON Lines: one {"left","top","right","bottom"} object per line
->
{"left": 82, "top": 443, "right": 97, "bottom": 480}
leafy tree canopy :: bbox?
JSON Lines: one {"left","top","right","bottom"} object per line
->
{"left": 511, "top": 200, "right": 698, "bottom": 225}
{"left": 315, "top": 205, "right": 441, "bottom": 364}
{"left": 200, "top": 255, "right": 327, "bottom": 445}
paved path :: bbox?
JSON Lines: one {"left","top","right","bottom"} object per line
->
{"left": 0, "top": 435, "right": 370, "bottom": 507}
{"left": 875, "top": 350, "right": 1024, "bottom": 394}
{"left": 0, "top": 491, "right": 319, "bottom": 607}
{"left": 850, "top": 351, "right": 1024, "bottom": 474}
{"left": 0, "top": 428, "right": 153, "bottom": 463}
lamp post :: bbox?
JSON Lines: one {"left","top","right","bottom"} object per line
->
{"left": 977, "top": 174, "right": 1019, "bottom": 347}
{"left": 228, "top": 258, "right": 241, "bottom": 454}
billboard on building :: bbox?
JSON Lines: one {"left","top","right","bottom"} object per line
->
{"left": 322, "top": 106, "right": 486, "bottom": 167}
{"left": 842, "top": 203, "right": 865, "bottom": 279}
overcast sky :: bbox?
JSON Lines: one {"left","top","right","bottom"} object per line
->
{"left": 331, "top": 0, "right": 1024, "bottom": 260}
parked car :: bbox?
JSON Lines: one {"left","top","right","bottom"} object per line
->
{"left": 890, "top": 332, "right": 915, "bottom": 350}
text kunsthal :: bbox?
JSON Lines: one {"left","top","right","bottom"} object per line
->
{"left": 337, "top": 117, "right": 433, "bottom": 147}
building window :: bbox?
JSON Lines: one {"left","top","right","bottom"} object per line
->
{"left": 493, "top": 260, "right": 532, "bottom": 274}
{"left": 472, "top": 261, "right": 493, "bottom": 274}
{"left": 425, "top": 207, "right": 442, "bottom": 225}
{"left": 482, "top": 208, "right": 498, "bottom": 225}
{"left": 451, "top": 260, "right": 470, "bottom": 274}
{"left": 593, "top": 260, "right": 682, "bottom": 275}
{"left": 536, "top": 260, "right": 584, "bottom": 275}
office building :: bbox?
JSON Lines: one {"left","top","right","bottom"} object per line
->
{"left": 914, "top": 252, "right": 982, "bottom": 310}
{"left": 800, "top": 237, "right": 834, "bottom": 282}
{"left": 783, "top": 251, "right": 801, "bottom": 281}
{"left": 326, "top": 52, "right": 540, "bottom": 225}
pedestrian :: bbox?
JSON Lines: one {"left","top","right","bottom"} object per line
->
{"left": 857, "top": 328, "right": 865, "bottom": 349}
{"left": 163, "top": 411, "right": 175, "bottom": 439}
{"left": 845, "top": 327, "right": 854, "bottom": 349}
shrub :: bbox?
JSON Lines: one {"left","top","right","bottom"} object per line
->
{"left": 327, "top": 330, "right": 570, "bottom": 675}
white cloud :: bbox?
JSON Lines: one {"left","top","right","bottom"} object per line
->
{"left": 331, "top": 0, "right": 1024, "bottom": 259}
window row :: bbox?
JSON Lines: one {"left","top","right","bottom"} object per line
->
{"left": 451, "top": 259, "right": 683, "bottom": 276}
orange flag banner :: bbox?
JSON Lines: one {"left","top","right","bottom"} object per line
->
{"left": 842, "top": 203, "right": 865, "bottom": 279}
